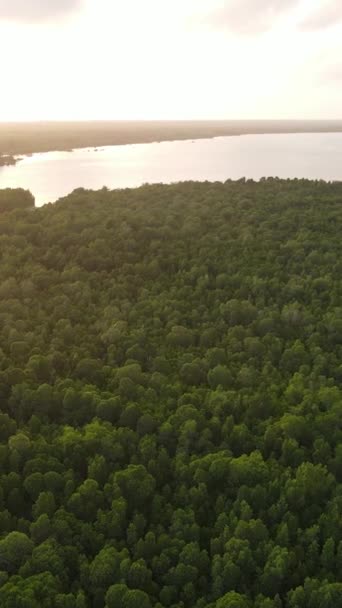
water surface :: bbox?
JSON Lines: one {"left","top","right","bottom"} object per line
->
{"left": 1, "top": 133, "right": 342, "bottom": 206}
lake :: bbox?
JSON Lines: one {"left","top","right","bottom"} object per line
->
{"left": 1, "top": 132, "right": 342, "bottom": 207}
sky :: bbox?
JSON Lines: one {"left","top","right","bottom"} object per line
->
{"left": 0, "top": 0, "right": 341, "bottom": 121}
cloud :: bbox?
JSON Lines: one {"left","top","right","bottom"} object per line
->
{"left": 299, "top": 0, "right": 342, "bottom": 31}
{"left": 192, "top": 0, "right": 299, "bottom": 35}
{"left": 0, "top": 0, "right": 82, "bottom": 23}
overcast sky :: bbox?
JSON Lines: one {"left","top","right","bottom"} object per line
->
{"left": 0, "top": 0, "right": 341, "bottom": 120}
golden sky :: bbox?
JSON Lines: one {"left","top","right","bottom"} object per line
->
{"left": 0, "top": 0, "right": 341, "bottom": 121}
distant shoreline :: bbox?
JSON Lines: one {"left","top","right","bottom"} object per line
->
{"left": 1, "top": 119, "right": 342, "bottom": 157}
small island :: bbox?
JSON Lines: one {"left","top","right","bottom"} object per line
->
{"left": 0, "top": 154, "right": 17, "bottom": 167}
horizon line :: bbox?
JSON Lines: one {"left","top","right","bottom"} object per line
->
{"left": 1, "top": 118, "right": 342, "bottom": 125}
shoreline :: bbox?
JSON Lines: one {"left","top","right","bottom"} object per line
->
{"left": 1, "top": 119, "right": 342, "bottom": 157}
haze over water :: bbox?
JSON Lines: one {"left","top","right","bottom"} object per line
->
{"left": 1, "top": 132, "right": 342, "bottom": 207}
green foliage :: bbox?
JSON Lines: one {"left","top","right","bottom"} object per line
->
{"left": 0, "top": 188, "right": 34, "bottom": 213}
{"left": 0, "top": 532, "right": 34, "bottom": 572}
{"left": 0, "top": 180, "right": 341, "bottom": 606}
{"left": 216, "top": 592, "right": 250, "bottom": 608}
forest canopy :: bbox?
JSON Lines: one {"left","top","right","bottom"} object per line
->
{"left": 0, "top": 188, "right": 35, "bottom": 213}
{"left": 0, "top": 179, "right": 341, "bottom": 607}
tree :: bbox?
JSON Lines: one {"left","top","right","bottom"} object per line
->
{"left": 106, "top": 585, "right": 151, "bottom": 608}
{"left": 30, "top": 514, "right": 52, "bottom": 545}
{"left": 124, "top": 589, "right": 152, "bottom": 608}
{"left": 0, "top": 188, "right": 35, "bottom": 213}
{"left": 0, "top": 532, "right": 34, "bottom": 572}
{"left": 8, "top": 432, "right": 31, "bottom": 454}
{"left": 106, "top": 584, "right": 128, "bottom": 608}
{"left": 208, "top": 366, "right": 233, "bottom": 390}
{"left": 216, "top": 591, "right": 250, "bottom": 608}
{"left": 32, "top": 491, "right": 56, "bottom": 519}
{"left": 90, "top": 547, "right": 120, "bottom": 590}
{"left": 114, "top": 465, "right": 155, "bottom": 511}
{"left": 23, "top": 539, "right": 64, "bottom": 577}
{"left": 0, "top": 413, "right": 17, "bottom": 441}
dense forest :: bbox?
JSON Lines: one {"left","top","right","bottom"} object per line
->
{"left": 0, "top": 179, "right": 341, "bottom": 608}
